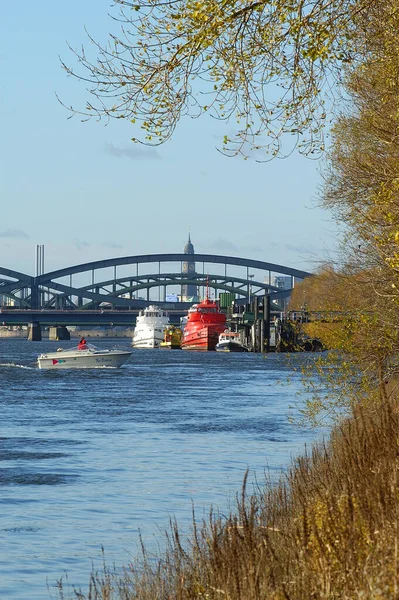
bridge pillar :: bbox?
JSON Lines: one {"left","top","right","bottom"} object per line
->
{"left": 49, "top": 326, "right": 70, "bottom": 341}
{"left": 27, "top": 322, "right": 42, "bottom": 341}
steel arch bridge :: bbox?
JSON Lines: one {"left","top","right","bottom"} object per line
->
{"left": 0, "top": 254, "right": 311, "bottom": 310}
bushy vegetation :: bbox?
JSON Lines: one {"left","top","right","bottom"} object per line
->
{"left": 288, "top": 0, "right": 399, "bottom": 423}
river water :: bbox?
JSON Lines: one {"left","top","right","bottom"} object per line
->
{"left": 0, "top": 339, "right": 323, "bottom": 599}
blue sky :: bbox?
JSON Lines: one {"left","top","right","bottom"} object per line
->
{"left": 1, "top": 1, "right": 339, "bottom": 277}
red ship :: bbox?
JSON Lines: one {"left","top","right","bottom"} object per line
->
{"left": 181, "top": 296, "right": 227, "bottom": 351}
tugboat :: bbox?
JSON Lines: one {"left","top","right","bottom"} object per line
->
{"left": 160, "top": 325, "right": 183, "bottom": 349}
{"left": 181, "top": 291, "right": 226, "bottom": 352}
{"left": 215, "top": 330, "right": 249, "bottom": 353}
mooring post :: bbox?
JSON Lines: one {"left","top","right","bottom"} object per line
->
{"left": 260, "top": 311, "right": 264, "bottom": 353}
{"left": 253, "top": 296, "right": 259, "bottom": 352}
{"left": 264, "top": 295, "right": 271, "bottom": 352}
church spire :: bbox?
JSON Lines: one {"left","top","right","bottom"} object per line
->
{"left": 184, "top": 230, "right": 194, "bottom": 255}
{"left": 181, "top": 231, "right": 198, "bottom": 301}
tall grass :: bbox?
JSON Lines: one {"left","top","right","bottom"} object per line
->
{"left": 58, "top": 397, "right": 399, "bottom": 599}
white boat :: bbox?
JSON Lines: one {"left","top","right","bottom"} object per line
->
{"left": 37, "top": 344, "right": 132, "bottom": 369}
{"left": 215, "top": 330, "right": 249, "bottom": 353}
{"left": 132, "top": 305, "right": 170, "bottom": 349}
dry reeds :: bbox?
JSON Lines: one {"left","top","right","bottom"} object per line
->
{"left": 59, "top": 397, "right": 399, "bottom": 600}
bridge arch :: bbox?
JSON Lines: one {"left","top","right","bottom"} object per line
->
{"left": 37, "top": 253, "right": 311, "bottom": 283}
{"left": 1, "top": 254, "right": 311, "bottom": 310}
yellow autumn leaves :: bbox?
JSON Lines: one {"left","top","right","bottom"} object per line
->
{"left": 63, "top": 0, "right": 366, "bottom": 158}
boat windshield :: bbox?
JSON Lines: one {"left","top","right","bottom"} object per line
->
{"left": 74, "top": 342, "right": 97, "bottom": 351}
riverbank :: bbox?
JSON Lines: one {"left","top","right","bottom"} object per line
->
{"left": 70, "top": 328, "right": 134, "bottom": 339}
{"left": 0, "top": 327, "right": 134, "bottom": 339}
{"left": 60, "top": 393, "right": 398, "bottom": 599}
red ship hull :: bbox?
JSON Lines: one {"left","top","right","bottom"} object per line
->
{"left": 181, "top": 298, "right": 226, "bottom": 351}
{"left": 181, "top": 324, "right": 224, "bottom": 351}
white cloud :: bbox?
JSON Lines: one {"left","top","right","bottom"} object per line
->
{"left": 0, "top": 228, "right": 29, "bottom": 239}
{"left": 105, "top": 142, "right": 161, "bottom": 160}
{"left": 205, "top": 238, "right": 240, "bottom": 253}
{"left": 102, "top": 241, "right": 124, "bottom": 249}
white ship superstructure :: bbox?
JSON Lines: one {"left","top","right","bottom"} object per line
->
{"left": 132, "top": 306, "right": 170, "bottom": 349}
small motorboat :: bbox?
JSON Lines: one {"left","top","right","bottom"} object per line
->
{"left": 37, "top": 344, "right": 132, "bottom": 369}
{"left": 215, "top": 330, "right": 249, "bottom": 353}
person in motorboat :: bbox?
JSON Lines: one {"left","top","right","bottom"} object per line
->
{"left": 78, "top": 337, "right": 88, "bottom": 350}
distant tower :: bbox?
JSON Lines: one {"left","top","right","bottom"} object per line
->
{"left": 181, "top": 233, "right": 198, "bottom": 301}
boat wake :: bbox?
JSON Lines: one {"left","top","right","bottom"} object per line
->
{"left": 0, "top": 362, "right": 36, "bottom": 370}
{"left": 76, "top": 365, "right": 119, "bottom": 369}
